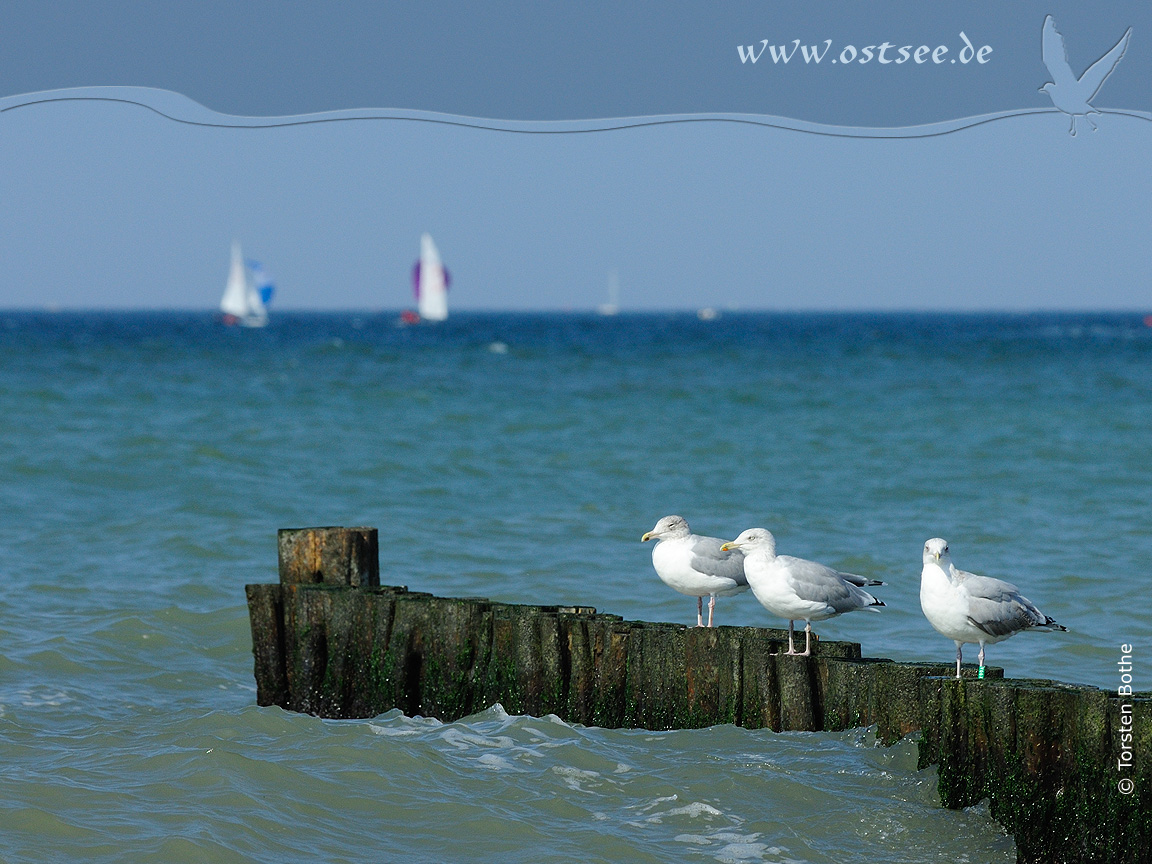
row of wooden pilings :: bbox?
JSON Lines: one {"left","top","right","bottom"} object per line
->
{"left": 245, "top": 527, "right": 1150, "bottom": 864}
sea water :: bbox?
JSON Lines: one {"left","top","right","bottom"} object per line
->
{"left": 1, "top": 310, "right": 1148, "bottom": 862}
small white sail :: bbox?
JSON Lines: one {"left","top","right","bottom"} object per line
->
{"left": 415, "top": 233, "right": 449, "bottom": 322}
{"left": 598, "top": 269, "right": 620, "bottom": 316}
{"left": 220, "top": 242, "right": 250, "bottom": 319}
{"left": 219, "top": 241, "right": 270, "bottom": 327}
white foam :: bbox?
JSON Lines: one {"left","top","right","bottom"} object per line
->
{"left": 551, "top": 765, "right": 601, "bottom": 792}
{"left": 439, "top": 728, "right": 516, "bottom": 751}
{"left": 482, "top": 703, "right": 510, "bottom": 720}
{"left": 18, "top": 688, "right": 71, "bottom": 707}
{"left": 710, "top": 832, "right": 759, "bottom": 844}
{"left": 665, "top": 802, "right": 723, "bottom": 818}
{"left": 552, "top": 766, "right": 599, "bottom": 780}
{"left": 477, "top": 753, "right": 518, "bottom": 771}
{"left": 366, "top": 724, "right": 420, "bottom": 737}
{"left": 714, "top": 842, "right": 770, "bottom": 863}
{"left": 674, "top": 834, "right": 712, "bottom": 846}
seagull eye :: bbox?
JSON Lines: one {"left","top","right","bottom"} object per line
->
{"left": 944, "top": 546, "right": 949, "bottom": 553}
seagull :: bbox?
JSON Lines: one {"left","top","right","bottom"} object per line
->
{"left": 721, "top": 528, "right": 884, "bottom": 656}
{"left": 1039, "top": 14, "right": 1132, "bottom": 136}
{"left": 920, "top": 538, "right": 1067, "bottom": 679}
{"left": 641, "top": 515, "right": 748, "bottom": 627}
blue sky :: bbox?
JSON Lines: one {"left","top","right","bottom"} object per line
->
{"left": 0, "top": 3, "right": 1148, "bottom": 311}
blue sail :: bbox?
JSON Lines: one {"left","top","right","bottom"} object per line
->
{"left": 246, "top": 259, "right": 276, "bottom": 306}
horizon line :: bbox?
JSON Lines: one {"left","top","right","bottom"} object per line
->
{"left": 4, "top": 307, "right": 1151, "bottom": 316}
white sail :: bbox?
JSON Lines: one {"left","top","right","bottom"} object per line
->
{"left": 598, "top": 269, "right": 620, "bottom": 315}
{"left": 219, "top": 240, "right": 269, "bottom": 327}
{"left": 220, "top": 242, "right": 249, "bottom": 318}
{"left": 416, "top": 233, "right": 448, "bottom": 321}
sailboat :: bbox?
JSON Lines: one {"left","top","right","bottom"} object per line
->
{"left": 219, "top": 241, "right": 275, "bottom": 327}
{"left": 598, "top": 269, "right": 620, "bottom": 316}
{"left": 410, "top": 233, "right": 450, "bottom": 322}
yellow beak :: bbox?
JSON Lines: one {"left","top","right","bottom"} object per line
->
{"left": 641, "top": 532, "right": 653, "bottom": 542}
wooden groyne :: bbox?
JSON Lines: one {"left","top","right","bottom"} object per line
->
{"left": 247, "top": 528, "right": 1150, "bottom": 864}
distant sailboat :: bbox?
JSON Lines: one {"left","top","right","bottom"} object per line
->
{"left": 411, "top": 234, "right": 449, "bottom": 322}
{"left": 219, "top": 241, "right": 274, "bottom": 327}
{"left": 598, "top": 269, "right": 620, "bottom": 316}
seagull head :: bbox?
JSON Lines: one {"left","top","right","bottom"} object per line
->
{"left": 1039, "top": 82, "right": 1055, "bottom": 95}
{"left": 642, "top": 514, "right": 690, "bottom": 542}
{"left": 721, "top": 528, "right": 776, "bottom": 556}
{"left": 923, "top": 538, "right": 951, "bottom": 567}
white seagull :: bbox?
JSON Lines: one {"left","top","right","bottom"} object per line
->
{"left": 721, "top": 528, "right": 884, "bottom": 656}
{"left": 641, "top": 515, "right": 748, "bottom": 627}
{"left": 1039, "top": 15, "right": 1132, "bottom": 136}
{"left": 920, "top": 538, "right": 1067, "bottom": 679}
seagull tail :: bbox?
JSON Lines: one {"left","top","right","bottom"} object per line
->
{"left": 1036, "top": 615, "right": 1067, "bottom": 632}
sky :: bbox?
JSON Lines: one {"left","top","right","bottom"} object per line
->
{"left": 0, "top": 2, "right": 1148, "bottom": 311}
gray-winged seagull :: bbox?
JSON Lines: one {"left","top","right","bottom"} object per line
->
{"left": 920, "top": 538, "right": 1067, "bottom": 678}
{"left": 641, "top": 515, "right": 748, "bottom": 627}
{"left": 722, "top": 528, "right": 884, "bottom": 656}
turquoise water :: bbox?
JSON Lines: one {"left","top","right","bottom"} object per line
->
{"left": 2, "top": 310, "right": 1148, "bottom": 861}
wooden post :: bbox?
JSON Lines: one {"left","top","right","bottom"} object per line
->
{"left": 244, "top": 584, "right": 288, "bottom": 708}
{"left": 278, "top": 527, "right": 379, "bottom": 587}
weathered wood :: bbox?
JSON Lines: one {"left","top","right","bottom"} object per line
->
{"left": 244, "top": 584, "right": 288, "bottom": 708}
{"left": 245, "top": 529, "right": 1151, "bottom": 864}
{"left": 921, "top": 677, "right": 1149, "bottom": 864}
{"left": 277, "top": 526, "right": 379, "bottom": 587}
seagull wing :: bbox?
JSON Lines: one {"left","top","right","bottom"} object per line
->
{"left": 1042, "top": 16, "right": 1078, "bottom": 89}
{"left": 952, "top": 567, "right": 1047, "bottom": 638}
{"left": 965, "top": 594, "right": 1049, "bottom": 637}
{"left": 950, "top": 566, "right": 1020, "bottom": 597}
{"left": 688, "top": 535, "right": 747, "bottom": 585}
{"left": 1078, "top": 26, "right": 1131, "bottom": 102}
{"left": 838, "top": 570, "right": 885, "bottom": 587}
{"left": 779, "top": 556, "right": 879, "bottom": 613}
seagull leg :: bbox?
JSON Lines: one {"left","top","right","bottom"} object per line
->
{"left": 707, "top": 595, "right": 716, "bottom": 628}
{"left": 696, "top": 596, "right": 704, "bottom": 628}
{"left": 785, "top": 620, "right": 797, "bottom": 655}
{"left": 978, "top": 644, "right": 986, "bottom": 667}
{"left": 799, "top": 621, "right": 813, "bottom": 657}
{"left": 955, "top": 642, "right": 963, "bottom": 679}
{"left": 1069, "top": 114, "right": 1077, "bottom": 136}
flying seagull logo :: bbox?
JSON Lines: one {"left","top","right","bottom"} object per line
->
{"left": 1039, "top": 15, "right": 1132, "bottom": 136}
